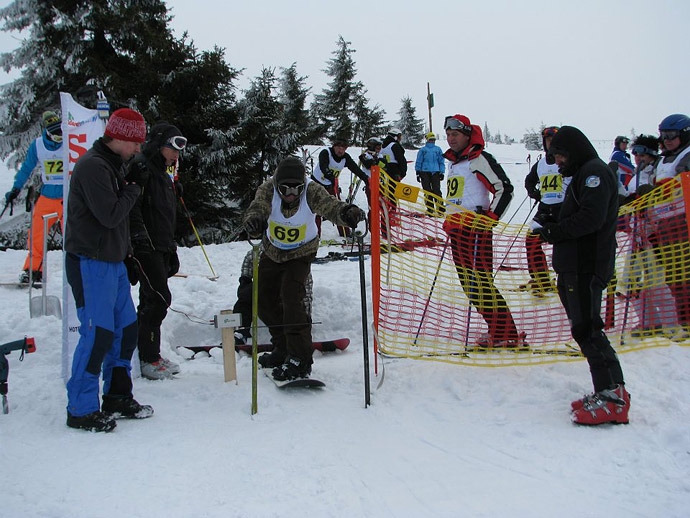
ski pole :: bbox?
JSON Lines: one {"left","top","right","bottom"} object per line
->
{"left": 179, "top": 197, "right": 218, "bottom": 279}
{"left": 250, "top": 239, "right": 260, "bottom": 415}
{"left": 354, "top": 224, "right": 371, "bottom": 408}
{"left": 0, "top": 201, "right": 11, "bottom": 220}
{"left": 494, "top": 200, "right": 538, "bottom": 277}
{"left": 413, "top": 235, "right": 450, "bottom": 346}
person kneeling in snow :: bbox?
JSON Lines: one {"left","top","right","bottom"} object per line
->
{"left": 243, "top": 156, "right": 365, "bottom": 381}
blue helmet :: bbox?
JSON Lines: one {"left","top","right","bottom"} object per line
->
{"left": 659, "top": 113, "right": 690, "bottom": 132}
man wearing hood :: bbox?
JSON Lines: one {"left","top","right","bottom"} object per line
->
{"left": 128, "top": 122, "right": 187, "bottom": 380}
{"left": 243, "top": 157, "right": 365, "bottom": 381}
{"left": 537, "top": 125, "right": 630, "bottom": 426}
{"left": 443, "top": 114, "right": 523, "bottom": 349}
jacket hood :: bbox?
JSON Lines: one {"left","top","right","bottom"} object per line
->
{"left": 443, "top": 124, "right": 485, "bottom": 163}
{"left": 548, "top": 126, "right": 599, "bottom": 177}
{"left": 143, "top": 122, "right": 183, "bottom": 159}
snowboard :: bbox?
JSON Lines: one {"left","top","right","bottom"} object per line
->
{"left": 176, "top": 338, "right": 350, "bottom": 356}
{"left": 263, "top": 367, "right": 325, "bottom": 389}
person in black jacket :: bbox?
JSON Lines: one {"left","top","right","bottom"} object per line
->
{"left": 128, "top": 122, "right": 187, "bottom": 380}
{"left": 537, "top": 125, "right": 630, "bottom": 426}
{"left": 64, "top": 108, "right": 153, "bottom": 432}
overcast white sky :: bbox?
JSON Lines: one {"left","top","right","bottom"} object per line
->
{"left": 2, "top": 0, "right": 688, "bottom": 143}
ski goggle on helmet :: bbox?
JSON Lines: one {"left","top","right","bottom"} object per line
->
{"left": 444, "top": 116, "right": 472, "bottom": 135}
{"left": 165, "top": 135, "right": 187, "bottom": 151}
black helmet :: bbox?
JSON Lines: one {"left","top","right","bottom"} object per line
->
{"left": 614, "top": 135, "right": 630, "bottom": 148}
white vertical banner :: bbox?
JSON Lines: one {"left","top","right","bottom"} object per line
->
{"left": 60, "top": 92, "right": 106, "bottom": 382}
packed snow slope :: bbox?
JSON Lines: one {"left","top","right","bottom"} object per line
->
{"left": 1, "top": 142, "right": 689, "bottom": 517}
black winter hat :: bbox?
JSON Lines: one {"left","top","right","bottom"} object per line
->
{"left": 274, "top": 156, "right": 306, "bottom": 186}
{"left": 143, "top": 122, "right": 184, "bottom": 156}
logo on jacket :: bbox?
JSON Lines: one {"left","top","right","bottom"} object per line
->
{"left": 585, "top": 176, "right": 601, "bottom": 188}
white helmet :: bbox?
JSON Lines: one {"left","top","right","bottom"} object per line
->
{"left": 388, "top": 127, "right": 402, "bottom": 137}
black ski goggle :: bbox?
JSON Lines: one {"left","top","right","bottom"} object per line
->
{"left": 278, "top": 183, "right": 304, "bottom": 197}
{"left": 542, "top": 127, "right": 559, "bottom": 137}
{"left": 631, "top": 145, "right": 657, "bottom": 157}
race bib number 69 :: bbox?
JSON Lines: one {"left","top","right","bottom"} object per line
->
{"left": 269, "top": 221, "right": 306, "bottom": 245}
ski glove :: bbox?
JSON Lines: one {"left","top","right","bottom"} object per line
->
{"left": 4, "top": 187, "right": 20, "bottom": 204}
{"left": 124, "top": 255, "right": 140, "bottom": 286}
{"left": 125, "top": 160, "right": 150, "bottom": 187}
{"left": 536, "top": 222, "right": 566, "bottom": 244}
{"left": 341, "top": 204, "right": 366, "bottom": 228}
{"left": 168, "top": 250, "right": 180, "bottom": 278}
{"left": 244, "top": 215, "right": 267, "bottom": 237}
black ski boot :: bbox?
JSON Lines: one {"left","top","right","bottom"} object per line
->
{"left": 102, "top": 395, "right": 154, "bottom": 419}
{"left": 66, "top": 411, "right": 117, "bottom": 432}
{"left": 272, "top": 356, "right": 312, "bottom": 381}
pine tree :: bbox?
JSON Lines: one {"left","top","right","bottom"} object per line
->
{"left": 394, "top": 96, "right": 425, "bottom": 149}
{"left": 278, "top": 63, "right": 311, "bottom": 144}
{"left": 483, "top": 122, "right": 492, "bottom": 143}
{"left": 0, "top": 0, "right": 246, "bottom": 241}
{"left": 235, "top": 67, "right": 301, "bottom": 206}
{"left": 312, "top": 35, "right": 380, "bottom": 146}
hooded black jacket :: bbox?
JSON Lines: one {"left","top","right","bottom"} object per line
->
{"left": 542, "top": 126, "right": 619, "bottom": 281}
{"left": 128, "top": 123, "right": 181, "bottom": 252}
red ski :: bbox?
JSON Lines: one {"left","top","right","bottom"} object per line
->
{"left": 176, "top": 338, "right": 350, "bottom": 356}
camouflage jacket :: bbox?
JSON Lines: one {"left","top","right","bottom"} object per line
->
{"left": 243, "top": 178, "right": 353, "bottom": 263}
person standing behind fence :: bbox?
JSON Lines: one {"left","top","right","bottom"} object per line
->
{"left": 648, "top": 114, "right": 690, "bottom": 340}
{"left": 521, "top": 126, "right": 568, "bottom": 296}
{"left": 609, "top": 135, "right": 635, "bottom": 188}
{"left": 415, "top": 132, "right": 446, "bottom": 216}
{"left": 536, "top": 125, "right": 630, "bottom": 426}
{"left": 442, "top": 113, "right": 524, "bottom": 349}
{"left": 4, "top": 111, "right": 64, "bottom": 284}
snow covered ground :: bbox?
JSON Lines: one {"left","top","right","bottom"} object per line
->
{"left": 1, "top": 141, "right": 689, "bottom": 517}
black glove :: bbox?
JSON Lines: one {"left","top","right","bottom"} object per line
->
{"left": 636, "top": 184, "right": 655, "bottom": 197}
{"left": 132, "top": 236, "right": 153, "bottom": 256}
{"left": 168, "top": 250, "right": 180, "bottom": 277}
{"left": 439, "top": 174, "right": 444, "bottom": 181}
{"left": 536, "top": 222, "right": 565, "bottom": 244}
{"left": 416, "top": 173, "right": 421, "bottom": 182}
{"left": 125, "top": 160, "right": 150, "bottom": 186}
{"left": 124, "top": 255, "right": 140, "bottom": 286}
{"left": 244, "top": 215, "right": 267, "bottom": 237}
{"left": 173, "top": 180, "right": 183, "bottom": 198}
{"left": 5, "top": 187, "right": 20, "bottom": 204}
{"left": 341, "top": 204, "right": 366, "bottom": 228}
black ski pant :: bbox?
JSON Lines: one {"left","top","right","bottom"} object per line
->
{"left": 257, "top": 254, "right": 313, "bottom": 364}
{"left": 135, "top": 250, "right": 173, "bottom": 363}
{"left": 557, "top": 272, "right": 624, "bottom": 392}
{"left": 417, "top": 172, "right": 443, "bottom": 214}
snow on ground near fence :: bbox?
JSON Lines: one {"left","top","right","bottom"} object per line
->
{"left": 1, "top": 144, "right": 689, "bottom": 517}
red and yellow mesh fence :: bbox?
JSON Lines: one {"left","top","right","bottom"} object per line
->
{"left": 369, "top": 166, "right": 690, "bottom": 367}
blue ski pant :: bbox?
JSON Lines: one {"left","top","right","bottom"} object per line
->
{"left": 65, "top": 254, "right": 138, "bottom": 417}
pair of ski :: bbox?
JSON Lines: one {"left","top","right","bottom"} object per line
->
{"left": 176, "top": 338, "right": 350, "bottom": 388}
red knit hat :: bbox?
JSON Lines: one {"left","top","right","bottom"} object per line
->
{"left": 104, "top": 108, "right": 147, "bottom": 143}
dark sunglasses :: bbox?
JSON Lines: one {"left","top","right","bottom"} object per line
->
{"left": 444, "top": 116, "right": 471, "bottom": 134}
{"left": 660, "top": 131, "right": 680, "bottom": 141}
{"left": 278, "top": 183, "right": 304, "bottom": 196}
{"left": 166, "top": 136, "right": 188, "bottom": 150}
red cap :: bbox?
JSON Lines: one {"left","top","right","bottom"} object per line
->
{"left": 105, "top": 108, "right": 147, "bottom": 143}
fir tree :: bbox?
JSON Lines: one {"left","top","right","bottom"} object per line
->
{"left": 394, "top": 96, "right": 424, "bottom": 149}
{"left": 312, "top": 35, "right": 380, "bottom": 146}
{"left": 278, "top": 63, "right": 311, "bottom": 144}
{"left": 0, "top": 0, "right": 246, "bottom": 242}
{"left": 235, "top": 67, "right": 301, "bottom": 206}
